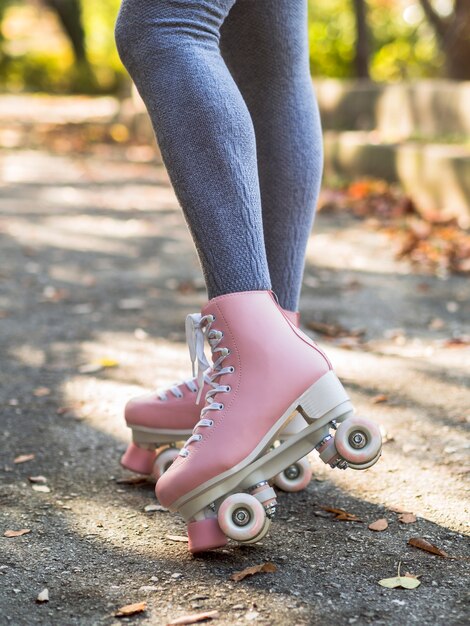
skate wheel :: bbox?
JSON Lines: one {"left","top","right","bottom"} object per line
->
{"left": 241, "top": 517, "right": 272, "bottom": 545}
{"left": 273, "top": 457, "right": 312, "bottom": 492}
{"left": 217, "top": 493, "right": 266, "bottom": 542}
{"left": 334, "top": 416, "right": 382, "bottom": 468}
{"left": 120, "top": 442, "right": 156, "bottom": 475}
{"left": 151, "top": 447, "right": 180, "bottom": 482}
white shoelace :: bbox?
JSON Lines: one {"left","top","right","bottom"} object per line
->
{"left": 156, "top": 373, "right": 211, "bottom": 401}
{"left": 179, "top": 313, "right": 234, "bottom": 457}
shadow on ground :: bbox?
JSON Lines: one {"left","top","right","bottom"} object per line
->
{"left": 0, "top": 144, "right": 469, "bottom": 625}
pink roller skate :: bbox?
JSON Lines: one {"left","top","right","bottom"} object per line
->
{"left": 156, "top": 291, "right": 382, "bottom": 553}
{"left": 121, "top": 309, "right": 312, "bottom": 492}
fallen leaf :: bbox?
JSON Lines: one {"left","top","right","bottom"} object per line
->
{"left": 13, "top": 454, "right": 35, "bottom": 464}
{"left": 167, "top": 610, "right": 219, "bottom": 625}
{"left": 408, "top": 537, "right": 449, "bottom": 558}
{"left": 319, "top": 506, "right": 362, "bottom": 522}
{"left": 230, "top": 562, "right": 277, "bottom": 582}
{"left": 56, "top": 405, "right": 78, "bottom": 415}
{"left": 116, "top": 476, "right": 148, "bottom": 485}
{"left": 378, "top": 576, "right": 420, "bottom": 589}
{"left": 33, "top": 387, "right": 50, "bottom": 397}
{"left": 115, "top": 601, "right": 147, "bottom": 617}
{"left": 372, "top": 394, "right": 388, "bottom": 404}
{"left": 28, "top": 476, "right": 47, "bottom": 484}
{"left": 36, "top": 588, "right": 49, "bottom": 603}
{"left": 165, "top": 535, "right": 188, "bottom": 543}
{"left": 399, "top": 512, "right": 417, "bottom": 524}
{"left": 4, "top": 529, "right": 31, "bottom": 538}
{"left": 306, "top": 320, "right": 364, "bottom": 339}
{"left": 368, "top": 518, "right": 388, "bottom": 531}
{"left": 32, "top": 485, "right": 51, "bottom": 493}
{"left": 444, "top": 337, "right": 470, "bottom": 348}
{"left": 97, "top": 358, "right": 119, "bottom": 368}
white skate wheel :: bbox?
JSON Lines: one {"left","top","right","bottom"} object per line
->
{"left": 273, "top": 457, "right": 312, "bottom": 492}
{"left": 151, "top": 447, "right": 179, "bottom": 482}
{"left": 242, "top": 517, "right": 272, "bottom": 545}
{"left": 334, "top": 416, "right": 382, "bottom": 468}
{"left": 217, "top": 493, "right": 266, "bottom": 542}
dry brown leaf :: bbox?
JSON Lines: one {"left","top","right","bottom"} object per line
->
{"left": 408, "top": 537, "right": 449, "bottom": 558}
{"left": 399, "top": 512, "right": 417, "bottom": 524}
{"left": 306, "top": 320, "right": 365, "bottom": 339}
{"left": 368, "top": 518, "right": 388, "bottom": 531}
{"left": 372, "top": 394, "right": 388, "bottom": 404}
{"left": 13, "top": 454, "right": 35, "bottom": 464}
{"left": 444, "top": 337, "right": 470, "bottom": 348}
{"left": 115, "top": 601, "right": 147, "bottom": 617}
{"left": 4, "top": 528, "right": 31, "bottom": 538}
{"left": 56, "top": 405, "right": 78, "bottom": 415}
{"left": 319, "top": 506, "right": 362, "bottom": 522}
{"left": 116, "top": 476, "right": 148, "bottom": 485}
{"left": 167, "top": 610, "right": 219, "bottom": 625}
{"left": 33, "top": 387, "right": 50, "bottom": 397}
{"left": 230, "top": 562, "right": 277, "bottom": 582}
{"left": 166, "top": 535, "right": 189, "bottom": 543}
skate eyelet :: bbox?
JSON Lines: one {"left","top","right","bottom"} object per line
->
{"left": 208, "top": 420, "right": 214, "bottom": 426}
{"left": 197, "top": 434, "right": 203, "bottom": 441}
{"left": 218, "top": 403, "right": 224, "bottom": 410}
{"left": 225, "top": 386, "right": 231, "bottom": 392}
{"left": 229, "top": 366, "right": 235, "bottom": 373}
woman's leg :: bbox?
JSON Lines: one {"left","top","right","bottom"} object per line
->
{"left": 220, "top": 0, "right": 323, "bottom": 312}
{"left": 115, "top": 0, "right": 271, "bottom": 299}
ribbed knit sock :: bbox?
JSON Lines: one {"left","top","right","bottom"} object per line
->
{"left": 221, "top": 0, "right": 323, "bottom": 311}
{"left": 115, "top": 0, "right": 271, "bottom": 300}
{"left": 115, "top": 0, "right": 322, "bottom": 309}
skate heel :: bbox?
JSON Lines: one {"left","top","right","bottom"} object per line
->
{"left": 298, "top": 371, "right": 353, "bottom": 424}
{"left": 121, "top": 442, "right": 156, "bottom": 475}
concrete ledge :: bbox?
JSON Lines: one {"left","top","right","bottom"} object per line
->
{"left": 324, "top": 131, "right": 470, "bottom": 224}
{"left": 316, "top": 80, "right": 470, "bottom": 138}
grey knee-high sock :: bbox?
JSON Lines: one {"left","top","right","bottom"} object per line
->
{"left": 115, "top": 0, "right": 271, "bottom": 300}
{"left": 221, "top": 0, "right": 323, "bottom": 312}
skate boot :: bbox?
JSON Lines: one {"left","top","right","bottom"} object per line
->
{"left": 121, "top": 309, "right": 312, "bottom": 491}
{"left": 155, "top": 291, "right": 382, "bottom": 553}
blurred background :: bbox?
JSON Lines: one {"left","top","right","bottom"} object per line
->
{"left": 1, "top": 0, "right": 469, "bottom": 255}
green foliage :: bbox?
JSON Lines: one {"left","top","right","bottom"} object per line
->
{"left": 0, "top": 0, "right": 450, "bottom": 94}
{"left": 309, "top": 0, "right": 442, "bottom": 81}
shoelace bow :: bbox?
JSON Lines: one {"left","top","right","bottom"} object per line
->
{"left": 179, "top": 313, "right": 233, "bottom": 457}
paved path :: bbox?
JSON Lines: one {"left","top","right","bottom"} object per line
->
{"left": 0, "top": 140, "right": 469, "bottom": 625}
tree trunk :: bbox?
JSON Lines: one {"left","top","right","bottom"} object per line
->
{"left": 419, "top": 0, "right": 470, "bottom": 80}
{"left": 352, "top": 0, "right": 370, "bottom": 79}
{"left": 44, "top": 0, "right": 88, "bottom": 65}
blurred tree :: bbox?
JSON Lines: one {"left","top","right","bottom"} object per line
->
{"left": 419, "top": 0, "right": 470, "bottom": 79}
{"left": 43, "top": 0, "right": 87, "bottom": 65}
{"left": 352, "top": 0, "right": 370, "bottom": 78}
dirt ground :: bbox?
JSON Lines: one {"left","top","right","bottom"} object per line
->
{"left": 0, "top": 122, "right": 469, "bottom": 625}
